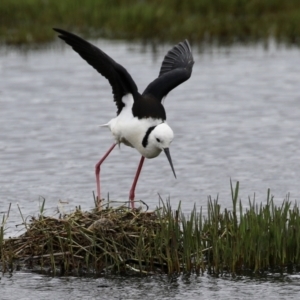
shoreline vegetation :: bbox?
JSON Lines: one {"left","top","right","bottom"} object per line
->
{"left": 1, "top": 181, "right": 300, "bottom": 277}
{"left": 1, "top": 0, "right": 300, "bottom": 46}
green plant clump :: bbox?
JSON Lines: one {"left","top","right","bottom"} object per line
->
{"left": 1, "top": 181, "right": 300, "bottom": 276}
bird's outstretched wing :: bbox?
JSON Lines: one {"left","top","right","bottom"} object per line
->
{"left": 142, "top": 40, "right": 194, "bottom": 102}
{"left": 53, "top": 28, "right": 138, "bottom": 115}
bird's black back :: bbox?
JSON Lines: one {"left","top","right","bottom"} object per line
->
{"left": 132, "top": 94, "right": 166, "bottom": 120}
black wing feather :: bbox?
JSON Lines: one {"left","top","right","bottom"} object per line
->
{"left": 142, "top": 40, "right": 194, "bottom": 102}
{"left": 53, "top": 28, "right": 138, "bottom": 115}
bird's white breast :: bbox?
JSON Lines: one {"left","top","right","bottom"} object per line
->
{"left": 105, "top": 94, "right": 163, "bottom": 158}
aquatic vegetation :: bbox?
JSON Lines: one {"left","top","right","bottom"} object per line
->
{"left": 1, "top": 0, "right": 300, "bottom": 45}
{"left": 1, "top": 181, "right": 300, "bottom": 276}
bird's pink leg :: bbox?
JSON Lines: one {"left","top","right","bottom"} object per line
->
{"left": 129, "top": 156, "right": 145, "bottom": 209}
{"left": 95, "top": 143, "right": 117, "bottom": 209}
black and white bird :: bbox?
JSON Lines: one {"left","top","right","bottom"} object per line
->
{"left": 54, "top": 28, "right": 194, "bottom": 209}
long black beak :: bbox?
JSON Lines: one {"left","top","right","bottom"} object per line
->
{"left": 164, "top": 148, "right": 176, "bottom": 179}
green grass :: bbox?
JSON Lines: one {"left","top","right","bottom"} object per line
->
{"left": 1, "top": 181, "right": 300, "bottom": 276}
{"left": 1, "top": 0, "right": 300, "bottom": 45}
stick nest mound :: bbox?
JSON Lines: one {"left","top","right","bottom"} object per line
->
{"left": 4, "top": 184, "right": 299, "bottom": 277}
{"left": 2, "top": 204, "right": 175, "bottom": 275}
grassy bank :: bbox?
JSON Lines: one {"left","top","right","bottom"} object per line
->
{"left": 1, "top": 181, "right": 300, "bottom": 276}
{"left": 1, "top": 0, "right": 300, "bottom": 45}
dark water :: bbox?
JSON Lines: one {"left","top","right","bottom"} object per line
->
{"left": 1, "top": 272, "right": 300, "bottom": 300}
{"left": 1, "top": 40, "right": 300, "bottom": 298}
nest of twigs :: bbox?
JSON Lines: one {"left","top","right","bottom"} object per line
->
{"left": 3, "top": 182, "right": 300, "bottom": 277}
{"left": 1, "top": 202, "right": 179, "bottom": 275}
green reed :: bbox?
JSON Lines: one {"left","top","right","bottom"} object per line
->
{"left": 194, "top": 182, "right": 300, "bottom": 274}
{"left": 1, "top": 0, "right": 300, "bottom": 45}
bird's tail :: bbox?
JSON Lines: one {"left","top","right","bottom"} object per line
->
{"left": 99, "top": 123, "right": 109, "bottom": 128}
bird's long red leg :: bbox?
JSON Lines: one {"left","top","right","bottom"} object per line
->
{"left": 95, "top": 143, "right": 117, "bottom": 209}
{"left": 129, "top": 156, "right": 145, "bottom": 209}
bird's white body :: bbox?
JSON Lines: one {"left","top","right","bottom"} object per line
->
{"left": 103, "top": 94, "right": 174, "bottom": 159}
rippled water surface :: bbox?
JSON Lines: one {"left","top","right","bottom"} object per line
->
{"left": 1, "top": 272, "right": 300, "bottom": 300}
{"left": 1, "top": 40, "right": 300, "bottom": 298}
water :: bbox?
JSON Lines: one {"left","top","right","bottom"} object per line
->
{"left": 1, "top": 272, "right": 300, "bottom": 300}
{"left": 1, "top": 40, "right": 300, "bottom": 298}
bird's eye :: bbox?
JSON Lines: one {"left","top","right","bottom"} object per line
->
{"left": 156, "top": 138, "right": 161, "bottom": 143}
